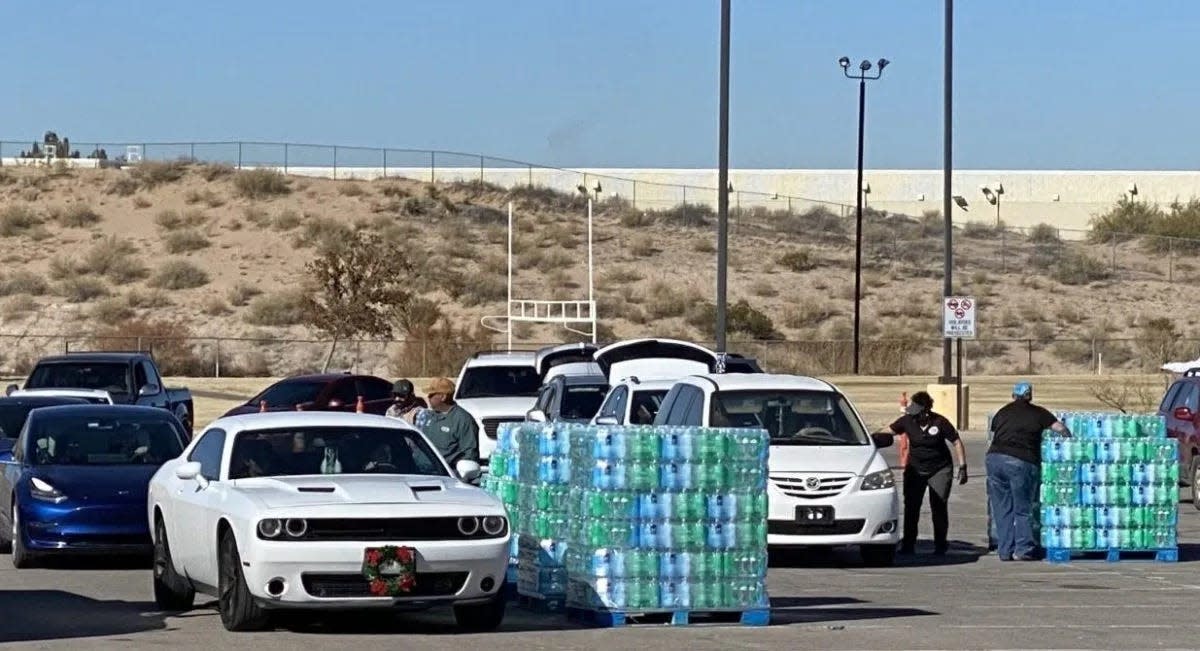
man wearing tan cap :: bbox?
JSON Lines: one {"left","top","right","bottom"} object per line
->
{"left": 419, "top": 377, "right": 479, "bottom": 466}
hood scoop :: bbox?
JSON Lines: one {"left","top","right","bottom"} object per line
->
{"left": 297, "top": 486, "right": 336, "bottom": 493}
{"left": 411, "top": 484, "right": 443, "bottom": 494}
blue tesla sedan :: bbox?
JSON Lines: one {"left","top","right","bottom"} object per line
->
{"left": 0, "top": 404, "right": 188, "bottom": 568}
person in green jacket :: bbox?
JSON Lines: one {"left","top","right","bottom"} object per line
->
{"left": 419, "top": 377, "right": 479, "bottom": 466}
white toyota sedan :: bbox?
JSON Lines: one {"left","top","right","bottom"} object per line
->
{"left": 146, "top": 412, "right": 511, "bottom": 632}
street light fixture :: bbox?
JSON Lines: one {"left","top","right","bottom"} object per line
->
{"left": 839, "top": 55, "right": 889, "bottom": 375}
{"left": 980, "top": 182, "right": 1003, "bottom": 226}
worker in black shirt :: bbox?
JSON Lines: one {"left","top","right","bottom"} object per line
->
{"left": 987, "top": 381, "right": 1071, "bottom": 561}
{"left": 890, "top": 391, "right": 967, "bottom": 555}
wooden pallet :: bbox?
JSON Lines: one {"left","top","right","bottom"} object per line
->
{"left": 565, "top": 606, "right": 770, "bottom": 628}
{"left": 514, "top": 592, "right": 566, "bottom": 613}
{"left": 1045, "top": 547, "right": 1178, "bottom": 563}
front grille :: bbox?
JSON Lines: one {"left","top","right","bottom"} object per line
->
{"left": 771, "top": 474, "right": 856, "bottom": 499}
{"left": 301, "top": 571, "right": 468, "bottom": 598}
{"left": 768, "top": 519, "right": 866, "bottom": 536}
{"left": 482, "top": 418, "right": 520, "bottom": 440}
{"left": 296, "top": 518, "right": 507, "bottom": 542}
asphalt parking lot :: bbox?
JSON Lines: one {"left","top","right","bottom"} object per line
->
{"left": 3, "top": 432, "right": 1200, "bottom": 650}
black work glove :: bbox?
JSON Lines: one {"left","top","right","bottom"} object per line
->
{"left": 957, "top": 465, "right": 968, "bottom": 485}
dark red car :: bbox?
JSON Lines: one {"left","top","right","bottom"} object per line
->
{"left": 1157, "top": 369, "right": 1200, "bottom": 508}
{"left": 223, "top": 374, "right": 397, "bottom": 417}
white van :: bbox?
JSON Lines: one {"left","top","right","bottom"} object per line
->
{"left": 653, "top": 373, "right": 901, "bottom": 566}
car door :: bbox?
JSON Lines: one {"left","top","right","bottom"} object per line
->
{"left": 0, "top": 429, "right": 25, "bottom": 536}
{"left": 356, "top": 377, "right": 394, "bottom": 415}
{"left": 594, "top": 385, "right": 629, "bottom": 424}
{"left": 169, "top": 428, "right": 226, "bottom": 582}
{"left": 1174, "top": 383, "right": 1200, "bottom": 477}
{"left": 326, "top": 379, "right": 359, "bottom": 411}
{"left": 1160, "top": 381, "right": 1186, "bottom": 469}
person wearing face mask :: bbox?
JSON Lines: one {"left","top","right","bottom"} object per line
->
{"left": 889, "top": 391, "right": 967, "bottom": 555}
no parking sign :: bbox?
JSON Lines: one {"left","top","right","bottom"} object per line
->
{"left": 943, "top": 296, "right": 976, "bottom": 339}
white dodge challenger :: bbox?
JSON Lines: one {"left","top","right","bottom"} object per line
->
{"left": 146, "top": 411, "right": 511, "bottom": 632}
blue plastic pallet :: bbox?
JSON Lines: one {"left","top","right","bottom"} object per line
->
{"left": 1045, "top": 547, "right": 1178, "bottom": 563}
{"left": 565, "top": 606, "right": 770, "bottom": 628}
{"left": 515, "top": 592, "right": 566, "bottom": 613}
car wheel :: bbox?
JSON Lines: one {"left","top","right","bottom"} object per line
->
{"left": 1191, "top": 458, "right": 1200, "bottom": 511}
{"left": 860, "top": 544, "right": 896, "bottom": 567}
{"left": 11, "top": 502, "right": 34, "bottom": 569}
{"left": 153, "top": 517, "right": 195, "bottom": 611}
{"left": 217, "top": 531, "right": 269, "bottom": 631}
{"left": 453, "top": 593, "right": 507, "bottom": 632}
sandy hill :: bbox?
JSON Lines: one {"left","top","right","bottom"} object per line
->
{"left": 0, "top": 161, "right": 1190, "bottom": 378}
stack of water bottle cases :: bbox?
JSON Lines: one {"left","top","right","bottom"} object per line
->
{"left": 483, "top": 422, "right": 770, "bottom": 616}
{"left": 1040, "top": 412, "right": 1178, "bottom": 556}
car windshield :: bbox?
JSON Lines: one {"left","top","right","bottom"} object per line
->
{"left": 457, "top": 366, "right": 540, "bottom": 399}
{"left": 0, "top": 404, "right": 52, "bottom": 439}
{"left": 28, "top": 412, "right": 186, "bottom": 465}
{"left": 560, "top": 384, "right": 609, "bottom": 421}
{"left": 26, "top": 363, "right": 132, "bottom": 397}
{"left": 630, "top": 389, "right": 668, "bottom": 425}
{"left": 709, "top": 390, "right": 869, "bottom": 446}
{"left": 228, "top": 426, "right": 449, "bottom": 479}
{"left": 252, "top": 379, "right": 327, "bottom": 407}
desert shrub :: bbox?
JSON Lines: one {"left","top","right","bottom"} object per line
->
{"left": 223, "top": 351, "right": 273, "bottom": 377}
{"left": 272, "top": 209, "right": 302, "bottom": 231}
{"left": 536, "top": 249, "right": 573, "bottom": 275}
{"left": 773, "top": 206, "right": 847, "bottom": 241}
{"left": 505, "top": 184, "right": 578, "bottom": 211}
{"left": 149, "top": 260, "right": 210, "bottom": 289}
{"left": 1050, "top": 339, "right": 1093, "bottom": 366}
{"left": 58, "top": 276, "right": 110, "bottom": 303}
{"left": 91, "top": 317, "right": 207, "bottom": 376}
{"left": 783, "top": 301, "right": 838, "bottom": 329}
{"left": 1051, "top": 251, "right": 1110, "bottom": 285}
{"left": 378, "top": 183, "right": 411, "bottom": 198}
{"left": 778, "top": 248, "right": 816, "bottom": 272}
{"left": 3, "top": 294, "right": 37, "bottom": 320}
{"left": 292, "top": 216, "right": 353, "bottom": 248}
{"left": 244, "top": 291, "right": 307, "bottom": 326}
{"left": 459, "top": 275, "right": 507, "bottom": 307}
{"left": 0, "top": 272, "right": 48, "bottom": 296}
{"left": 693, "top": 239, "right": 716, "bottom": 253}
{"left": 602, "top": 266, "right": 644, "bottom": 286}
{"left": 0, "top": 205, "right": 43, "bottom": 237}
{"left": 391, "top": 297, "right": 443, "bottom": 337}
{"left": 200, "top": 163, "right": 235, "bottom": 182}
{"left": 52, "top": 204, "right": 101, "bottom": 227}
{"left": 132, "top": 196, "right": 153, "bottom": 209}
{"left": 962, "top": 220, "right": 1002, "bottom": 239}
{"left": 337, "top": 182, "right": 366, "bottom": 197}
{"left": 620, "top": 210, "right": 654, "bottom": 228}
{"left": 233, "top": 168, "right": 291, "bottom": 199}
{"left": 91, "top": 297, "right": 134, "bottom": 325}
{"left": 154, "top": 209, "right": 207, "bottom": 231}
{"left": 106, "top": 176, "right": 140, "bottom": 197}
{"left": 126, "top": 288, "right": 172, "bottom": 308}
{"left": 48, "top": 256, "right": 77, "bottom": 280}
{"left": 630, "top": 240, "right": 655, "bottom": 258}
{"left": 184, "top": 188, "right": 225, "bottom": 208}
{"left": 642, "top": 282, "right": 696, "bottom": 320}
{"left": 80, "top": 236, "right": 147, "bottom": 282}
{"left": 202, "top": 296, "right": 232, "bottom": 316}
{"left": 1147, "top": 199, "right": 1200, "bottom": 251}
{"left": 1089, "top": 197, "right": 1160, "bottom": 242}
{"left": 227, "top": 282, "right": 262, "bottom": 307}
{"left": 653, "top": 203, "right": 713, "bottom": 228}
{"left": 750, "top": 280, "right": 779, "bottom": 298}
{"left": 1028, "top": 223, "right": 1061, "bottom": 244}
{"left": 163, "top": 229, "right": 210, "bottom": 254}
{"left": 685, "top": 299, "right": 779, "bottom": 340}
{"left": 243, "top": 207, "right": 272, "bottom": 228}
{"left": 1136, "top": 317, "right": 1179, "bottom": 370}
{"left": 130, "top": 160, "right": 188, "bottom": 188}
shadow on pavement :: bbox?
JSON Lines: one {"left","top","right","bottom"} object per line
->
{"left": 769, "top": 593, "right": 937, "bottom": 626}
{"left": 770, "top": 538, "right": 987, "bottom": 568}
{"left": 0, "top": 590, "right": 168, "bottom": 643}
{"left": 25, "top": 554, "right": 152, "bottom": 571}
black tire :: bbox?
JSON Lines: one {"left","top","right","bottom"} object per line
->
{"left": 217, "top": 531, "right": 269, "bottom": 632}
{"left": 1190, "top": 457, "right": 1200, "bottom": 511}
{"left": 153, "top": 517, "right": 195, "bottom": 611}
{"left": 453, "top": 593, "right": 507, "bottom": 633}
{"left": 860, "top": 544, "right": 897, "bottom": 567}
{"left": 11, "top": 502, "right": 34, "bottom": 569}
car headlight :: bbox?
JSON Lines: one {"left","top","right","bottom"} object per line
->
{"left": 481, "top": 515, "right": 506, "bottom": 536}
{"left": 457, "top": 516, "right": 480, "bottom": 536}
{"left": 30, "top": 477, "right": 67, "bottom": 503}
{"left": 861, "top": 469, "right": 895, "bottom": 491}
{"left": 285, "top": 518, "right": 308, "bottom": 538}
{"left": 257, "top": 518, "right": 283, "bottom": 538}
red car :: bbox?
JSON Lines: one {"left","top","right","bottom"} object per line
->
{"left": 1158, "top": 369, "right": 1200, "bottom": 508}
{"left": 224, "top": 374, "right": 398, "bottom": 417}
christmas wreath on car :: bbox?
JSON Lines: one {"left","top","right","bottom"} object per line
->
{"left": 362, "top": 545, "right": 416, "bottom": 596}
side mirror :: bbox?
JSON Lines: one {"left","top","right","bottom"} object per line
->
{"left": 5, "top": 384, "right": 16, "bottom": 396}
{"left": 139, "top": 384, "right": 161, "bottom": 397}
{"left": 456, "top": 459, "right": 482, "bottom": 483}
{"left": 1174, "top": 407, "right": 1194, "bottom": 422}
{"left": 595, "top": 416, "right": 620, "bottom": 426}
{"left": 175, "top": 461, "right": 206, "bottom": 486}
{"left": 527, "top": 409, "right": 548, "bottom": 423}
{"left": 871, "top": 432, "right": 895, "bottom": 449}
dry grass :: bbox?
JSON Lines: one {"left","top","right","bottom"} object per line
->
{"left": 91, "top": 297, "right": 134, "bottom": 324}
{"left": 202, "top": 296, "right": 232, "bottom": 316}
{"left": 0, "top": 272, "right": 49, "bottom": 297}
{"left": 0, "top": 205, "right": 45, "bottom": 237}
{"left": 3, "top": 294, "right": 37, "bottom": 320}
{"left": 185, "top": 188, "right": 226, "bottom": 208}
{"left": 51, "top": 204, "right": 102, "bottom": 228}
{"left": 58, "top": 276, "right": 111, "bottom": 303}
{"left": 80, "top": 236, "right": 148, "bottom": 283}
{"left": 244, "top": 290, "right": 307, "bottom": 326}
{"left": 227, "top": 282, "right": 262, "bottom": 307}
{"left": 130, "top": 161, "right": 188, "bottom": 188}
{"left": 149, "top": 260, "right": 210, "bottom": 289}
{"left": 163, "top": 229, "right": 210, "bottom": 254}
{"left": 233, "top": 169, "right": 291, "bottom": 199}
{"left": 126, "top": 288, "right": 173, "bottom": 309}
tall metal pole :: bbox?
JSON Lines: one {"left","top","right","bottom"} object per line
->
{"left": 507, "top": 202, "right": 514, "bottom": 350}
{"left": 588, "top": 198, "right": 596, "bottom": 343}
{"left": 853, "top": 78, "right": 866, "bottom": 375}
{"left": 716, "top": 0, "right": 731, "bottom": 354}
{"left": 941, "top": 0, "right": 955, "bottom": 382}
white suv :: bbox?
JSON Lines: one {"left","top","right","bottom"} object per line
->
{"left": 653, "top": 373, "right": 901, "bottom": 566}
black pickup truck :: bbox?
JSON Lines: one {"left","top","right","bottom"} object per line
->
{"left": 9, "top": 352, "right": 195, "bottom": 434}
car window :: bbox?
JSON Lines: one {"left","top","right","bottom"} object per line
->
{"left": 227, "top": 426, "right": 449, "bottom": 479}
{"left": 662, "top": 386, "right": 698, "bottom": 426}
{"left": 653, "top": 386, "right": 683, "bottom": 426}
{"left": 1186, "top": 385, "right": 1200, "bottom": 412}
{"left": 254, "top": 379, "right": 327, "bottom": 407}
{"left": 457, "top": 366, "right": 541, "bottom": 399}
{"left": 329, "top": 379, "right": 359, "bottom": 405}
{"left": 357, "top": 378, "right": 393, "bottom": 402}
{"left": 629, "top": 390, "right": 667, "bottom": 425}
{"left": 27, "top": 363, "right": 134, "bottom": 398}
{"left": 1161, "top": 382, "right": 1183, "bottom": 412}
{"left": 560, "top": 384, "right": 608, "bottom": 421}
{"left": 134, "top": 363, "right": 149, "bottom": 390}
{"left": 710, "top": 389, "right": 868, "bottom": 445}
{"left": 189, "top": 428, "right": 227, "bottom": 481}
{"left": 597, "top": 385, "right": 629, "bottom": 421}
{"left": 679, "top": 386, "right": 704, "bottom": 427}
{"left": 28, "top": 412, "right": 185, "bottom": 466}
{"left": 142, "top": 361, "right": 162, "bottom": 389}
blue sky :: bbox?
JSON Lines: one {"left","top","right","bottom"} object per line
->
{"left": 3, "top": 1, "right": 1197, "bottom": 170}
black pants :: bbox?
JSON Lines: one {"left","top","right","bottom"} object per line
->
{"left": 902, "top": 465, "right": 953, "bottom": 549}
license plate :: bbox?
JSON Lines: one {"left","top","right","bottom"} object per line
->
{"left": 795, "top": 505, "right": 835, "bottom": 523}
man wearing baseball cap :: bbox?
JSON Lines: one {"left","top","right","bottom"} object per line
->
{"left": 385, "top": 379, "right": 428, "bottom": 421}
{"left": 418, "top": 377, "right": 479, "bottom": 467}
{"left": 986, "top": 381, "right": 1071, "bottom": 561}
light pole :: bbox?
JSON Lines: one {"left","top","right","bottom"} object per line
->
{"left": 839, "top": 55, "right": 888, "bottom": 375}
{"left": 981, "top": 182, "right": 1003, "bottom": 226}
{"left": 716, "top": 0, "right": 731, "bottom": 354}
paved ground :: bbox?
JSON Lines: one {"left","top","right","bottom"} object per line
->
{"left": 3, "top": 433, "right": 1200, "bottom": 650}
